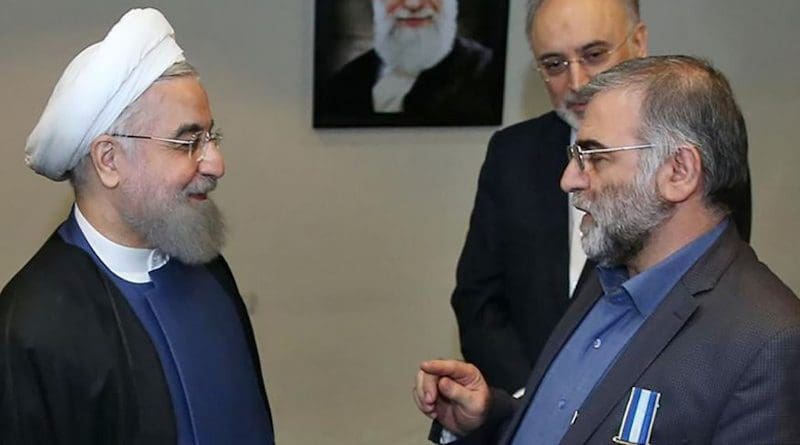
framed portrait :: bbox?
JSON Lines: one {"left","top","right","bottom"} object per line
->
{"left": 313, "top": 0, "right": 510, "bottom": 128}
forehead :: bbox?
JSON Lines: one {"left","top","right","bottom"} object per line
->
{"left": 532, "top": 0, "right": 631, "bottom": 55}
{"left": 134, "top": 76, "right": 211, "bottom": 132}
{"left": 578, "top": 88, "right": 642, "bottom": 145}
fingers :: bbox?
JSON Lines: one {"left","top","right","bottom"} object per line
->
{"left": 439, "top": 374, "right": 491, "bottom": 432}
{"left": 413, "top": 360, "right": 491, "bottom": 434}
{"left": 420, "top": 359, "right": 483, "bottom": 388}
{"left": 436, "top": 375, "right": 486, "bottom": 413}
{"left": 413, "top": 369, "right": 439, "bottom": 419}
{"left": 419, "top": 367, "right": 440, "bottom": 404}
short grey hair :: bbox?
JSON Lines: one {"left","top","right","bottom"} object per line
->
{"left": 69, "top": 61, "right": 199, "bottom": 192}
{"left": 576, "top": 55, "right": 749, "bottom": 214}
{"left": 525, "top": 0, "right": 641, "bottom": 41}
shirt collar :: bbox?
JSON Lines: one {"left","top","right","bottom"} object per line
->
{"left": 597, "top": 219, "right": 729, "bottom": 317}
{"left": 73, "top": 203, "right": 169, "bottom": 283}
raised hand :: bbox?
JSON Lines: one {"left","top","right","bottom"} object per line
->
{"left": 412, "top": 359, "right": 491, "bottom": 435}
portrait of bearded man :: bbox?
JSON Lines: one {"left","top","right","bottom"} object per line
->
{"left": 314, "top": 0, "right": 508, "bottom": 127}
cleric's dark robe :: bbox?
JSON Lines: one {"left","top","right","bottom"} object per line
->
{"left": 0, "top": 230, "right": 273, "bottom": 444}
{"left": 315, "top": 36, "right": 502, "bottom": 127}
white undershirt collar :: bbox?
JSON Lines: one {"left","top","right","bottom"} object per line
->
{"left": 372, "top": 65, "right": 419, "bottom": 113}
{"left": 73, "top": 204, "right": 169, "bottom": 283}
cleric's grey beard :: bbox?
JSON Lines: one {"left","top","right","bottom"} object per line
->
{"left": 120, "top": 174, "right": 226, "bottom": 265}
{"left": 373, "top": 0, "right": 458, "bottom": 75}
{"left": 572, "top": 165, "right": 673, "bottom": 267}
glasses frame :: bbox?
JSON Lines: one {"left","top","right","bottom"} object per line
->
{"left": 110, "top": 130, "right": 222, "bottom": 162}
{"left": 567, "top": 143, "right": 654, "bottom": 171}
{"left": 535, "top": 30, "right": 635, "bottom": 83}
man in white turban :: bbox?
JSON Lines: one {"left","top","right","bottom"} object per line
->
{"left": 1, "top": 9, "right": 275, "bottom": 444}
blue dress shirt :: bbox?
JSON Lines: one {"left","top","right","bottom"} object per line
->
{"left": 510, "top": 220, "right": 728, "bottom": 445}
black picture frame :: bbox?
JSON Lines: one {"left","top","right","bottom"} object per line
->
{"left": 313, "top": 0, "right": 510, "bottom": 128}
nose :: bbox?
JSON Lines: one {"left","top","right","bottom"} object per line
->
{"left": 560, "top": 157, "right": 588, "bottom": 193}
{"left": 402, "top": 0, "right": 424, "bottom": 10}
{"left": 197, "top": 143, "right": 225, "bottom": 179}
{"left": 567, "top": 61, "right": 591, "bottom": 92}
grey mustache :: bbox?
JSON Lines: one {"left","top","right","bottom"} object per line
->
{"left": 184, "top": 176, "right": 217, "bottom": 195}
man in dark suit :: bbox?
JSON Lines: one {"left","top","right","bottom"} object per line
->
{"left": 317, "top": 0, "right": 502, "bottom": 126}
{"left": 414, "top": 55, "right": 799, "bottom": 444}
{"left": 452, "top": 0, "right": 752, "bottom": 395}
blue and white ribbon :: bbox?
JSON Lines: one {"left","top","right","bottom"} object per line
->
{"left": 612, "top": 387, "right": 661, "bottom": 445}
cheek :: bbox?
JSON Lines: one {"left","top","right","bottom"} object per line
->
{"left": 384, "top": 0, "right": 403, "bottom": 14}
{"left": 161, "top": 164, "right": 199, "bottom": 195}
{"left": 545, "top": 82, "right": 567, "bottom": 108}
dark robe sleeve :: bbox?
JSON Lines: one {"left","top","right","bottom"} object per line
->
{"left": 1, "top": 267, "right": 132, "bottom": 444}
{"left": 1, "top": 234, "right": 176, "bottom": 445}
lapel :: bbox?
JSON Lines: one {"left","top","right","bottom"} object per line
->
{"left": 498, "top": 269, "right": 603, "bottom": 445}
{"left": 561, "top": 225, "right": 741, "bottom": 444}
{"left": 500, "top": 225, "right": 742, "bottom": 445}
{"left": 559, "top": 281, "right": 698, "bottom": 444}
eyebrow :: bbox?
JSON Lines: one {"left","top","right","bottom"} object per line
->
{"left": 538, "top": 40, "right": 612, "bottom": 61}
{"left": 580, "top": 40, "right": 612, "bottom": 51}
{"left": 171, "top": 119, "right": 215, "bottom": 138}
{"left": 575, "top": 138, "right": 607, "bottom": 150}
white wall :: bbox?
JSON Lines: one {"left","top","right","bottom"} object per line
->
{"left": 0, "top": 1, "right": 797, "bottom": 444}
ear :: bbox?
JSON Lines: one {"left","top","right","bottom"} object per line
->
{"left": 631, "top": 22, "right": 649, "bottom": 57}
{"left": 89, "top": 135, "right": 124, "bottom": 189}
{"left": 657, "top": 146, "right": 703, "bottom": 204}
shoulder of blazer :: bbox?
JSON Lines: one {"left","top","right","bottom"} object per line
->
{"left": 495, "top": 111, "right": 570, "bottom": 141}
{"left": 486, "top": 111, "right": 571, "bottom": 161}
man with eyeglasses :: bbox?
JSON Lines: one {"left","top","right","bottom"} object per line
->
{"left": 451, "top": 0, "right": 752, "bottom": 400}
{"left": 414, "top": 55, "right": 798, "bottom": 445}
{"left": 0, "top": 9, "right": 274, "bottom": 444}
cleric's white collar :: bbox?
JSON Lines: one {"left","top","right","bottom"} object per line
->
{"left": 73, "top": 204, "right": 168, "bottom": 283}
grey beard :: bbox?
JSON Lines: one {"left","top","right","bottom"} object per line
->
{"left": 121, "top": 175, "right": 226, "bottom": 265}
{"left": 372, "top": 0, "right": 457, "bottom": 74}
{"left": 574, "top": 171, "right": 673, "bottom": 267}
{"left": 555, "top": 103, "right": 581, "bottom": 130}
{"left": 556, "top": 91, "right": 583, "bottom": 130}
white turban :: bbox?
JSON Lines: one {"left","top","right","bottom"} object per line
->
{"left": 25, "top": 8, "right": 185, "bottom": 181}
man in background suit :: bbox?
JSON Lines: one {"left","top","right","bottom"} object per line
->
{"left": 452, "top": 0, "right": 752, "bottom": 395}
{"left": 414, "top": 55, "right": 798, "bottom": 444}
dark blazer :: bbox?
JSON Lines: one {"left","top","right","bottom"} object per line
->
{"left": 0, "top": 231, "right": 273, "bottom": 444}
{"left": 452, "top": 112, "right": 753, "bottom": 393}
{"left": 462, "top": 225, "right": 800, "bottom": 444}
{"left": 316, "top": 36, "right": 501, "bottom": 127}
{"left": 452, "top": 112, "right": 574, "bottom": 392}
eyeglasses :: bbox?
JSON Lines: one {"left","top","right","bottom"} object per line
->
{"left": 566, "top": 143, "right": 654, "bottom": 171}
{"left": 534, "top": 31, "right": 634, "bottom": 82}
{"left": 110, "top": 129, "right": 223, "bottom": 162}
